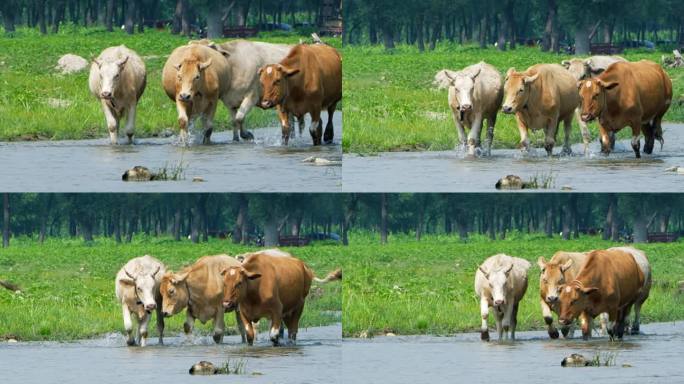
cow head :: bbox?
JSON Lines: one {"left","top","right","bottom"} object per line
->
{"left": 258, "top": 64, "right": 299, "bottom": 109}
{"left": 95, "top": 56, "right": 128, "bottom": 100}
{"left": 561, "top": 59, "right": 591, "bottom": 81}
{"left": 558, "top": 283, "right": 599, "bottom": 326}
{"left": 174, "top": 58, "right": 212, "bottom": 102}
{"left": 119, "top": 265, "right": 161, "bottom": 314}
{"left": 220, "top": 266, "right": 261, "bottom": 311}
{"left": 538, "top": 257, "right": 573, "bottom": 304}
{"left": 578, "top": 78, "right": 618, "bottom": 123}
{"left": 159, "top": 271, "right": 190, "bottom": 317}
{"left": 479, "top": 262, "right": 514, "bottom": 307}
{"left": 502, "top": 68, "right": 539, "bottom": 114}
{"left": 444, "top": 66, "right": 481, "bottom": 113}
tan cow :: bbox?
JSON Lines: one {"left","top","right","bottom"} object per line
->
{"left": 258, "top": 44, "right": 342, "bottom": 146}
{"left": 115, "top": 255, "right": 165, "bottom": 347}
{"left": 89, "top": 45, "right": 146, "bottom": 144}
{"left": 558, "top": 248, "right": 645, "bottom": 340}
{"left": 221, "top": 249, "right": 341, "bottom": 346}
{"left": 562, "top": 56, "right": 627, "bottom": 81}
{"left": 502, "top": 64, "right": 589, "bottom": 155}
{"left": 434, "top": 61, "right": 503, "bottom": 156}
{"left": 578, "top": 60, "right": 672, "bottom": 158}
{"left": 474, "top": 254, "right": 531, "bottom": 341}
{"left": 159, "top": 255, "right": 246, "bottom": 343}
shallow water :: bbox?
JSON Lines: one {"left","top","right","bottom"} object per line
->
{"left": 343, "top": 123, "right": 684, "bottom": 192}
{"left": 343, "top": 321, "right": 684, "bottom": 384}
{"left": 0, "top": 324, "right": 341, "bottom": 384}
{"left": 0, "top": 112, "right": 341, "bottom": 192}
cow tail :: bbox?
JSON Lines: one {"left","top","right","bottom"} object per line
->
{"left": 313, "top": 268, "right": 342, "bottom": 284}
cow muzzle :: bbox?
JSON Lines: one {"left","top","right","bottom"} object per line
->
{"left": 145, "top": 303, "right": 156, "bottom": 311}
{"left": 178, "top": 93, "right": 192, "bottom": 102}
{"left": 100, "top": 91, "right": 113, "bottom": 99}
{"left": 222, "top": 301, "right": 236, "bottom": 310}
{"left": 460, "top": 104, "right": 472, "bottom": 111}
{"left": 580, "top": 113, "right": 595, "bottom": 122}
{"left": 494, "top": 299, "right": 505, "bottom": 306}
{"left": 546, "top": 295, "right": 559, "bottom": 303}
{"left": 502, "top": 105, "right": 514, "bottom": 114}
{"left": 260, "top": 100, "right": 274, "bottom": 109}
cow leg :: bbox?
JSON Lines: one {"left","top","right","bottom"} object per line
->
{"left": 484, "top": 114, "right": 496, "bottom": 157}
{"left": 183, "top": 310, "right": 195, "bottom": 338}
{"left": 510, "top": 302, "right": 519, "bottom": 340}
{"left": 285, "top": 304, "right": 305, "bottom": 344}
{"left": 451, "top": 106, "right": 467, "bottom": 151}
{"left": 541, "top": 299, "right": 559, "bottom": 339}
{"left": 235, "top": 309, "right": 247, "bottom": 343}
{"left": 467, "top": 115, "right": 483, "bottom": 156}
{"left": 287, "top": 115, "right": 296, "bottom": 139}
{"left": 309, "top": 109, "right": 323, "bottom": 146}
{"left": 479, "top": 296, "right": 490, "bottom": 341}
{"left": 277, "top": 105, "right": 291, "bottom": 145}
{"left": 642, "top": 122, "right": 655, "bottom": 155}
{"left": 653, "top": 114, "right": 665, "bottom": 150}
{"left": 630, "top": 123, "right": 642, "bottom": 158}
{"left": 176, "top": 100, "right": 190, "bottom": 145}
{"left": 561, "top": 116, "right": 573, "bottom": 155}
{"left": 598, "top": 124, "right": 613, "bottom": 155}
{"left": 234, "top": 97, "right": 255, "bottom": 141}
{"left": 239, "top": 311, "right": 255, "bottom": 346}
{"left": 580, "top": 312, "right": 592, "bottom": 340}
{"left": 124, "top": 103, "right": 137, "bottom": 144}
{"left": 501, "top": 303, "right": 514, "bottom": 340}
{"left": 201, "top": 103, "right": 217, "bottom": 144}
{"left": 212, "top": 308, "right": 225, "bottom": 344}
{"left": 632, "top": 301, "right": 643, "bottom": 335}
{"left": 515, "top": 115, "right": 530, "bottom": 152}
{"left": 543, "top": 120, "right": 558, "bottom": 156}
{"left": 269, "top": 308, "right": 284, "bottom": 346}
{"left": 575, "top": 107, "right": 591, "bottom": 155}
{"left": 138, "top": 312, "right": 150, "bottom": 347}
{"left": 606, "top": 311, "right": 618, "bottom": 340}
{"left": 155, "top": 305, "right": 164, "bottom": 345}
{"left": 122, "top": 305, "right": 136, "bottom": 346}
{"left": 297, "top": 115, "right": 305, "bottom": 136}
{"left": 598, "top": 313, "right": 609, "bottom": 336}
{"left": 324, "top": 103, "right": 337, "bottom": 144}
{"left": 495, "top": 307, "right": 505, "bottom": 341}
{"left": 101, "top": 99, "right": 119, "bottom": 145}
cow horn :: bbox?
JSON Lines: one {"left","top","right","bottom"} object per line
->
{"left": 478, "top": 266, "right": 489, "bottom": 278}
{"left": 152, "top": 265, "right": 161, "bottom": 278}
{"left": 505, "top": 263, "right": 514, "bottom": 274}
{"left": 124, "top": 268, "right": 135, "bottom": 280}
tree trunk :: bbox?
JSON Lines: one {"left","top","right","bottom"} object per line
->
{"left": 233, "top": 195, "right": 247, "bottom": 244}
{"left": 381, "top": 23, "right": 395, "bottom": 50}
{"left": 2, "top": 194, "right": 9, "bottom": 248}
{"left": 105, "top": 0, "right": 114, "bottom": 31}
{"left": 114, "top": 210, "right": 122, "bottom": 243}
{"left": 264, "top": 216, "right": 279, "bottom": 247}
{"left": 125, "top": 0, "right": 135, "bottom": 34}
{"left": 173, "top": 207, "right": 181, "bottom": 241}
{"left": 541, "top": 0, "right": 557, "bottom": 52}
{"left": 416, "top": 13, "right": 425, "bottom": 52}
{"left": 52, "top": 0, "right": 66, "bottom": 33}
{"left": 37, "top": 0, "right": 47, "bottom": 34}
{"left": 380, "top": 194, "right": 388, "bottom": 244}
{"left": 206, "top": 10, "right": 223, "bottom": 38}
{"left": 190, "top": 205, "right": 200, "bottom": 244}
{"left": 369, "top": 16, "right": 377, "bottom": 45}
{"left": 545, "top": 205, "right": 554, "bottom": 238}
{"left": 574, "top": 21, "right": 591, "bottom": 55}
{"left": 632, "top": 216, "right": 648, "bottom": 243}
{"left": 415, "top": 206, "right": 424, "bottom": 241}
{"left": 172, "top": 0, "right": 183, "bottom": 34}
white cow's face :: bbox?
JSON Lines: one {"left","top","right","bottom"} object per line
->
{"left": 96, "top": 56, "right": 128, "bottom": 99}
{"left": 450, "top": 75, "right": 476, "bottom": 112}
{"left": 481, "top": 263, "right": 513, "bottom": 307}
{"left": 120, "top": 266, "right": 160, "bottom": 313}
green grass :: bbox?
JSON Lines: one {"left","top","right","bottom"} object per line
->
{"left": 0, "top": 236, "right": 342, "bottom": 341}
{"left": 342, "top": 43, "right": 684, "bottom": 153}
{"left": 0, "top": 27, "right": 341, "bottom": 141}
{"left": 342, "top": 232, "right": 684, "bottom": 337}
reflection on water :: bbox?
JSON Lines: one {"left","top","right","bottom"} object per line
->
{"left": 0, "top": 325, "right": 341, "bottom": 384}
{"left": 0, "top": 112, "right": 341, "bottom": 192}
{"left": 343, "top": 124, "right": 684, "bottom": 192}
{"left": 342, "top": 322, "right": 684, "bottom": 384}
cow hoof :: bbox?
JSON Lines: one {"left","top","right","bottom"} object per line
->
{"left": 549, "top": 329, "right": 560, "bottom": 339}
{"left": 240, "top": 131, "right": 254, "bottom": 141}
{"left": 480, "top": 331, "right": 490, "bottom": 342}
{"left": 212, "top": 334, "right": 223, "bottom": 344}
{"left": 561, "top": 327, "right": 571, "bottom": 338}
{"left": 126, "top": 339, "right": 136, "bottom": 346}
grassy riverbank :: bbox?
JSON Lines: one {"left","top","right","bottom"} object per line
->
{"left": 0, "top": 27, "right": 340, "bottom": 142}
{"left": 0, "top": 237, "right": 342, "bottom": 341}
{"left": 343, "top": 44, "right": 684, "bottom": 153}
{"left": 342, "top": 233, "right": 684, "bottom": 337}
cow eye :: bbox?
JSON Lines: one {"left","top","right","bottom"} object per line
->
{"left": 518, "top": 88, "right": 524, "bottom": 94}
{"left": 195, "top": 74, "right": 200, "bottom": 80}
{"left": 542, "top": 278, "right": 547, "bottom": 284}
{"left": 114, "top": 74, "right": 119, "bottom": 79}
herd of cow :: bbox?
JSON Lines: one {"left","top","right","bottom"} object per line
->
{"left": 475, "top": 246, "right": 651, "bottom": 342}
{"left": 88, "top": 36, "right": 342, "bottom": 146}
{"left": 435, "top": 55, "right": 673, "bottom": 158}
{"left": 114, "top": 248, "right": 341, "bottom": 347}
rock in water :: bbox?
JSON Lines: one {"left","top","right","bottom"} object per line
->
{"left": 56, "top": 54, "right": 88, "bottom": 74}
{"left": 561, "top": 353, "right": 593, "bottom": 367}
{"left": 122, "top": 166, "right": 156, "bottom": 181}
{"left": 189, "top": 361, "right": 218, "bottom": 375}
{"left": 495, "top": 175, "right": 525, "bottom": 190}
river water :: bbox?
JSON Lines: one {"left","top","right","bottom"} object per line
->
{"left": 342, "top": 321, "right": 684, "bottom": 383}
{"left": 343, "top": 123, "right": 684, "bottom": 192}
{"left": 0, "top": 112, "right": 341, "bottom": 192}
{"left": 0, "top": 324, "right": 341, "bottom": 384}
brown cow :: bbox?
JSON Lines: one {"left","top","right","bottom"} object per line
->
{"left": 258, "top": 44, "right": 342, "bottom": 146}
{"left": 502, "top": 64, "right": 587, "bottom": 156}
{"left": 578, "top": 60, "right": 672, "bottom": 158}
{"left": 558, "top": 249, "right": 645, "bottom": 340}
{"left": 159, "top": 255, "right": 246, "bottom": 344}
{"left": 221, "top": 249, "right": 341, "bottom": 346}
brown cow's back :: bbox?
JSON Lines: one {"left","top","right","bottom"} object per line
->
{"left": 243, "top": 252, "right": 313, "bottom": 313}
{"left": 527, "top": 63, "right": 580, "bottom": 120}
{"left": 281, "top": 44, "right": 342, "bottom": 109}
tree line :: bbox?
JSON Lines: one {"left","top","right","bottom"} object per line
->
{"left": 343, "top": 0, "right": 684, "bottom": 54}
{"left": 0, "top": 0, "right": 329, "bottom": 37}
{"left": 2, "top": 193, "right": 683, "bottom": 248}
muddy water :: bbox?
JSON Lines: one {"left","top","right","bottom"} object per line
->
{"left": 344, "top": 123, "right": 684, "bottom": 192}
{"left": 343, "top": 321, "right": 684, "bottom": 383}
{"left": 0, "top": 324, "right": 340, "bottom": 384}
{"left": 0, "top": 112, "right": 341, "bottom": 192}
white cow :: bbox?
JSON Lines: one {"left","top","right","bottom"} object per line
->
{"left": 561, "top": 55, "right": 627, "bottom": 81}
{"left": 475, "top": 254, "right": 531, "bottom": 341}
{"left": 89, "top": 45, "right": 146, "bottom": 144}
{"left": 115, "top": 255, "right": 165, "bottom": 347}
{"left": 435, "top": 62, "right": 503, "bottom": 156}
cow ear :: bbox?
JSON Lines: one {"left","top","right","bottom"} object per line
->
{"left": 443, "top": 70, "right": 454, "bottom": 82}
{"left": 524, "top": 73, "right": 539, "bottom": 84}
{"left": 599, "top": 80, "right": 619, "bottom": 90}
{"left": 219, "top": 268, "right": 228, "bottom": 276}
{"left": 199, "top": 59, "right": 212, "bottom": 71}
{"left": 119, "top": 277, "right": 136, "bottom": 286}
{"left": 93, "top": 59, "right": 102, "bottom": 68}
{"left": 561, "top": 259, "right": 573, "bottom": 273}
{"left": 478, "top": 266, "right": 489, "bottom": 279}
{"left": 174, "top": 63, "right": 182, "bottom": 71}
{"left": 505, "top": 68, "right": 515, "bottom": 79}
{"left": 280, "top": 65, "right": 300, "bottom": 77}
{"left": 241, "top": 268, "right": 261, "bottom": 280}
{"left": 581, "top": 286, "right": 599, "bottom": 295}
{"left": 536, "top": 257, "right": 547, "bottom": 271}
